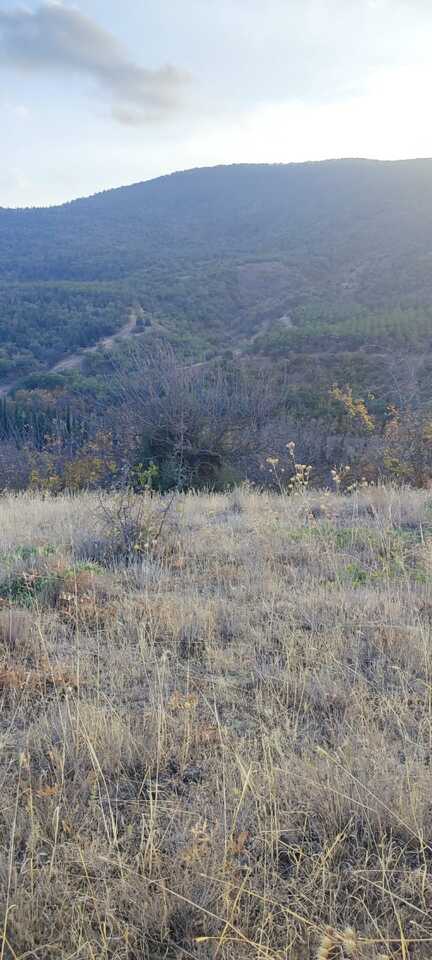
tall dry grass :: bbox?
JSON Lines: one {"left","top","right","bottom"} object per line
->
{"left": 0, "top": 485, "right": 431, "bottom": 958}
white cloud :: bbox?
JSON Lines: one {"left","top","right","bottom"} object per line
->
{"left": 0, "top": 2, "right": 189, "bottom": 124}
{"left": 1, "top": 0, "right": 432, "bottom": 204}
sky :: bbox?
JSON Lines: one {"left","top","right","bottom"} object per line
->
{"left": 1, "top": 0, "right": 431, "bottom": 207}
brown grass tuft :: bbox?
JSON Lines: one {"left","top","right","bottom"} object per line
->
{"left": 0, "top": 486, "right": 431, "bottom": 958}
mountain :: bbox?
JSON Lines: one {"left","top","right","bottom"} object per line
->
{"left": 2, "top": 158, "right": 432, "bottom": 382}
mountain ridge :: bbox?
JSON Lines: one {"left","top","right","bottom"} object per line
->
{"left": 2, "top": 158, "right": 432, "bottom": 383}
{"left": 3, "top": 157, "right": 432, "bottom": 212}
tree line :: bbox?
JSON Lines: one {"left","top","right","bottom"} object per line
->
{"left": 0, "top": 344, "right": 431, "bottom": 494}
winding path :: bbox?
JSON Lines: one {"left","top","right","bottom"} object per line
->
{"left": 0, "top": 307, "right": 140, "bottom": 397}
{"left": 52, "top": 307, "right": 140, "bottom": 373}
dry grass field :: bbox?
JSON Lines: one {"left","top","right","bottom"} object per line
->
{"left": 1, "top": 485, "right": 432, "bottom": 959}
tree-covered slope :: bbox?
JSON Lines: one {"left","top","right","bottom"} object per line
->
{"left": 2, "top": 158, "right": 432, "bottom": 380}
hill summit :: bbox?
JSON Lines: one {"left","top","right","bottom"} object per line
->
{"left": 1, "top": 158, "right": 432, "bottom": 380}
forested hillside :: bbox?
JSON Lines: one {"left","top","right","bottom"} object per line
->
{"left": 3, "top": 159, "right": 432, "bottom": 492}
{"left": 2, "top": 158, "right": 432, "bottom": 380}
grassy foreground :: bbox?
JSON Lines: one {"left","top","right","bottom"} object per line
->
{"left": 1, "top": 486, "right": 432, "bottom": 959}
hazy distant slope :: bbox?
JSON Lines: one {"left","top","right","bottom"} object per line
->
{"left": 2, "top": 158, "right": 432, "bottom": 379}
{"left": 3, "top": 159, "right": 432, "bottom": 283}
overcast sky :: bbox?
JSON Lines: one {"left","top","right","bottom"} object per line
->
{"left": 1, "top": 0, "right": 431, "bottom": 207}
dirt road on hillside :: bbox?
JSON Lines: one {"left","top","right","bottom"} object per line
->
{"left": 52, "top": 308, "right": 139, "bottom": 373}
{"left": 0, "top": 308, "right": 140, "bottom": 397}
